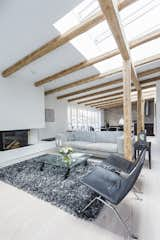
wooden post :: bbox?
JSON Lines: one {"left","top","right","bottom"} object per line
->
{"left": 137, "top": 90, "right": 142, "bottom": 135}
{"left": 141, "top": 99, "right": 145, "bottom": 131}
{"left": 123, "top": 60, "right": 132, "bottom": 161}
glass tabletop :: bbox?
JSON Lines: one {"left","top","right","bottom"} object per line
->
{"left": 39, "top": 152, "right": 90, "bottom": 168}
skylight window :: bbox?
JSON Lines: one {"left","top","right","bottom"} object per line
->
{"left": 76, "top": 0, "right": 100, "bottom": 21}
{"left": 53, "top": 0, "right": 160, "bottom": 73}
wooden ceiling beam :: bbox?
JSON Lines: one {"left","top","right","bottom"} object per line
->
{"left": 84, "top": 92, "right": 123, "bottom": 105}
{"left": 90, "top": 92, "right": 157, "bottom": 107}
{"left": 97, "top": 93, "right": 155, "bottom": 109}
{"left": 67, "top": 75, "right": 159, "bottom": 102}
{"left": 68, "top": 81, "right": 157, "bottom": 102}
{"left": 2, "top": 0, "right": 137, "bottom": 77}
{"left": 44, "top": 31, "right": 160, "bottom": 93}
{"left": 89, "top": 98, "right": 123, "bottom": 107}
{"left": 45, "top": 68, "right": 122, "bottom": 95}
{"left": 79, "top": 91, "right": 123, "bottom": 104}
{"left": 98, "top": 0, "right": 140, "bottom": 91}
{"left": 35, "top": 28, "right": 160, "bottom": 87}
{"left": 68, "top": 86, "right": 123, "bottom": 102}
{"left": 97, "top": 102, "right": 123, "bottom": 109}
{"left": 86, "top": 95, "right": 124, "bottom": 106}
{"left": 89, "top": 86, "right": 156, "bottom": 108}
{"left": 55, "top": 54, "right": 160, "bottom": 98}
{"left": 89, "top": 93, "right": 154, "bottom": 107}
{"left": 97, "top": 95, "right": 154, "bottom": 109}
{"left": 97, "top": 96, "right": 155, "bottom": 109}
{"left": 85, "top": 82, "right": 156, "bottom": 105}
{"left": 99, "top": 0, "right": 130, "bottom": 60}
{"left": 46, "top": 64, "right": 159, "bottom": 96}
{"left": 99, "top": 104, "right": 123, "bottom": 109}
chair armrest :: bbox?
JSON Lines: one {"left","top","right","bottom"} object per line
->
{"left": 119, "top": 171, "right": 129, "bottom": 179}
{"left": 106, "top": 165, "right": 129, "bottom": 179}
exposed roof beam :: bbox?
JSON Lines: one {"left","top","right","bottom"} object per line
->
{"left": 89, "top": 88, "right": 156, "bottom": 107}
{"left": 89, "top": 97, "right": 123, "bottom": 107}
{"left": 99, "top": 0, "right": 130, "bottom": 60}
{"left": 97, "top": 102, "right": 123, "bottom": 109}
{"left": 68, "top": 86, "right": 123, "bottom": 102}
{"left": 98, "top": 0, "right": 140, "bottom": 90}
{"left": 46, "top": 64, "right": 160, "bottom": 96}
{"left": 86, "top": 95, "right": 124, "bottom": 106}
{"left": 2, "top": 0, "right": 137, "bottom": 77}
{"left": 45, "top": 68, "right": 122, "bottom": 95}
{"left": 79, "top": 91, "right": 123, "bottom": 104}
{"left": 35, "top": 28, "right": 160, "bottom": 87}
{"left": 66, "top": 75, "right": 159, "bottom": 102}
{"left": 54, "top": 54, "right": 160, "bottom": 98}
{"left": 97, "top": 94, "right": 155, "bottom": 109}
{"left": 97, "top": 97, "right": 156, "bottom": 109}
{"left": 85, "top": 83, "right": 156, "bottom": 105}
{"left": 68, "top": 80, "right": 157, "bottom": 102}
{"left": 79, "top": 72, "right": 159, "bottom": 104}
{"left": 89, "top": 89, "right": 156, "bottom": 108}
{"left": 99, "top": 104, "right": 123, "bottom": 109}
{"left": 91, "top": 94, "right": 155, "bottom": 107}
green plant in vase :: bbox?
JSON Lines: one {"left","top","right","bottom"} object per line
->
{"left": 59, "top": 147, "right": 73, "bottom": 178}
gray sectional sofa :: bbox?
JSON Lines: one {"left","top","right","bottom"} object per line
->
{"left": 61, "top": 131, "right": 128, "bottom": 158}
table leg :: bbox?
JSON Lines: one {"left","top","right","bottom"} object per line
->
{"left": 84, "top": 159, "right": 88, "bottom": 166}
{"left": 64, "top": 167, "right": 70, "bottom": 179}
{"left": 40, "top": 162, "right": 45, "bottom": 171}
{"left": 148, "top": 147, "right": 151, "bottom": 169}
{"left": 134, "top": 149, "right": 137, "bottom": 160}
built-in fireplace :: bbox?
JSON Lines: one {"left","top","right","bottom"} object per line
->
{"left": 0, "top": 130, "right": 29, "bottom": 151}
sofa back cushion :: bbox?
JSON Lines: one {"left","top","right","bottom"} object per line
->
{"left": 74, "top": 131, "right": 96, "bottom": 142}
{"left": 66, "top": 132, "right": 76, "bottom": 141}
{"left": 95, "top": 131, "right": 123, "bottom": 143}
{"left": 67, "top": 131, "right": 94, "bottom": 142}
{"left": 66, "top": 131, "right": 124, "bottom": 144}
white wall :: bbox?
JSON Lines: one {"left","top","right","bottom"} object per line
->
{"left": 156, "top": 81, "right": 160, "bottom": 139}
{"left": 101, "top": 110, "right": 105, "bottom": 126}
{"left": 38, "top": 95, "right": 105, "bottom": 140}
{"left": 0, "top": 77, "right": 45, "bottom": 131}
{"left": 39, "top": 94, "right": 68, "bottom": 139}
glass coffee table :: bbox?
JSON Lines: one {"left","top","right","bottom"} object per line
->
{"left": 39, "top": 152, "right": 90, "bottom": 178}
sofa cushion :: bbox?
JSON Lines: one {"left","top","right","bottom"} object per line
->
{"left": 86, "top": 142, "right": 117, "bottom": 153}
{"left": 74, "top": 131, "right": 96, "bottom": 142}
{"left": 95, "top": 132, "right": 123, "bottom": 143}
{"left": 64, "top": 141, "right": 92, "bottom": 150}
{"left": 66, "top": 132, "right": 76, "bottom": 141}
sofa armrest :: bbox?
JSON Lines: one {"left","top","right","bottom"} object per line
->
{"left": 117, "top": 135, "right": 135, "bottom": 155}
{"left": 117, "top": 136, "right": 124, "bottom": 154}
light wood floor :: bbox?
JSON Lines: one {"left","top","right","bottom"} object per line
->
{"left": 0, "top": 137, "right": 159, "bottom": 240}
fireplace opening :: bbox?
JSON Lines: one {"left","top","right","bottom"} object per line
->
{"left": 0, "top": 130, "right": 30, "bottom": 151}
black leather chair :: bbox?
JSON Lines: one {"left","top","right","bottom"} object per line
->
{"left": 80, "top": 149, "right": 146, "bottom": 239}
{"left": 105, "top": 154, "right": 138, "bottom": 174}
{"left": 104, "top": 153, "right": 145, "bottom": 195}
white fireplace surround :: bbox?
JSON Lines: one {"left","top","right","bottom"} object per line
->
{"left": 0, "top": 139, "right": 56, "bottom": 168}
{"left": 0, "top": 129, "right": 56, "bottom": 168}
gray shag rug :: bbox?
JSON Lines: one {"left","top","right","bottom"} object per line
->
{"left": 0, "top": 154, "right": 106, "bottom": 220}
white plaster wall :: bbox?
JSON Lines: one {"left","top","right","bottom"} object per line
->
{"left": 39, "top": 95, "right": 68, "bottom": 139}
{"left": 0, "top": 77, "right": 45, "bottom": 131}
{"left": 101, "top": 110, "right": 105, "bottom": 126}
{"left": 156, "top": 81, "right": 160, "bottom": 139}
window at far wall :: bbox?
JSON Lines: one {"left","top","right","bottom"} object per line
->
{"left": 68, "top": 105, "right": 101, "bottom": 131}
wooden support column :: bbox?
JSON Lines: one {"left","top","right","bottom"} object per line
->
{"left": 137, "top": 90, "right": 143, "bottom": 135}
{"left": 141, "top": 99, "right": 145, "bottom": 131}
{"left": 123, "top": 60, "right": 132, "bottom": 161}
